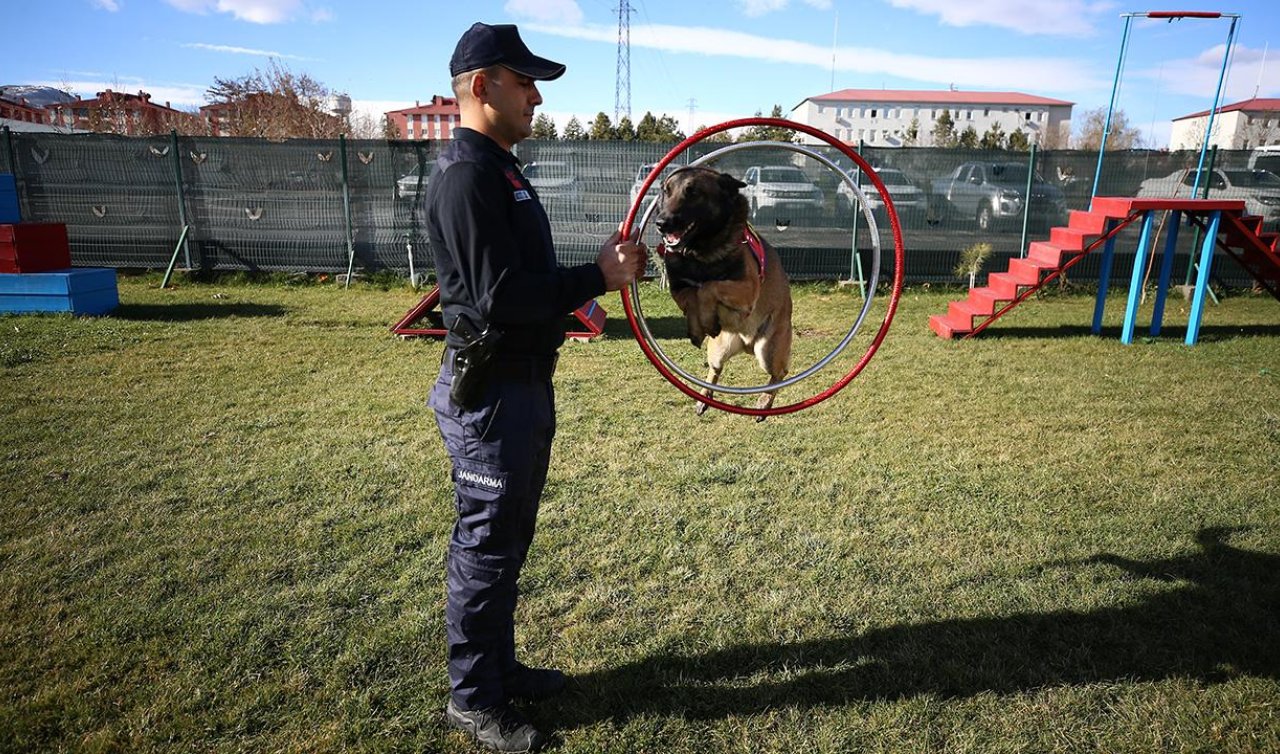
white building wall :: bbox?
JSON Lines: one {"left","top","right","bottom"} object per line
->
{"left": 1169, "top": 110, "right": 1280, "bottom": 150}
{"left": 791, "top": 98, "right": 1071, "bottom": 148}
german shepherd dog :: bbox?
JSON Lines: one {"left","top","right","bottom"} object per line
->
{"left": 654, "top": 167, "right": 793, "bottom": 418}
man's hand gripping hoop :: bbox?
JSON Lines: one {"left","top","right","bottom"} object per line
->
{"left": 620, "top": 117, "right": 906, "bottom": 417}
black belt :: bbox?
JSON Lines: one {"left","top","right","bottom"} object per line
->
{"left": 445, "top": 349, "right": 558, "bottom": 382}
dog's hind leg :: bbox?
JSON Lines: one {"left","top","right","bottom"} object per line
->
{"left": 752, "top": 320, "right": 792, "bottom": 421}
{"left": 697, "top": 333, "right": 745, "bottom": 416}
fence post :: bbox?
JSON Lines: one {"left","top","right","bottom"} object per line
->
{"left": 340, "top": 134, "right": 357, "bottom": 288}
{"left": 168, "top": 129, "right": 193, "bottom": 269}
{"left": 1019, "top": 142, "right": 1037, "bottom": 257}
{"left": 3, "top": 125, "right": 28, "bottom": 221}
{"left": 2, "top": 125, "right": 13, "bottom": 175}
{"left": 845, "top": 139, "right": 867, "bottom": 296}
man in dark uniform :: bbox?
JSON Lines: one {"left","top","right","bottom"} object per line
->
{"left": 423, "top": 22, "right": 648, "bottom": 753}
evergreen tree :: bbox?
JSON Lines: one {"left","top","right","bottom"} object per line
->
{"left": 655, "top": 114, "right": 685, "bottom": 142}
{"left": 904, "top": 117, "right": 920, "bottom": 146}
{"left": 931, "top": 109, "right": 956, "bottom": 147}
{"left": 1007, "top": 127, "right": 1031, "bottom": 151}
{"left": 531, "top": 113, "right": 557, "bottom": 140}
{"left": 588, "top": 112, "right": 615, "bottom": 140}
{"left": 635, "top": 112, "right": 660, "bottom": 141}
{"left": 562, "top": 116, "right": 585, "bottom": 140}
{"left": 737, "top": 105, "right": 796, "bottom": 143}
{"left": 615, "top": 115, "right": 636, "bottom": 142}
{"left": 979, "top": 121, "right": 1006, "bottom": 150}
{"left": 957, "top": 125, "right": 979, "bottom": 148}
{"left": 695, "top": 125, "right": 733, "bottom": 143}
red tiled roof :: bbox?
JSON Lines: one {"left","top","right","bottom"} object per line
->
{"left": 386, "top": 95, "right": 459, "bottom": 116}
{"left": 1173, "top": 97, "right": 1280, "bottom": 121}
{"left": 807, "top": 89, "right": 1074, "bottom": 106}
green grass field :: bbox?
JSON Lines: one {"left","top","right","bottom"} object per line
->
{"left": 2, "top": 274, "right": 1277, "bottom": 753}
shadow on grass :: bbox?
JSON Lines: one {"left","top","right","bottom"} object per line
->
{"left": 554, "top": 527, "right": 1278, "bottom": 727}
{"left": 975, "top": 323, "right": 1280, "bottom": 341}
{"left": 601, "top": 315, "right": 693, "bottom": 342}
{"left": 113, "top": 302, "right": 288, "bottom": 321}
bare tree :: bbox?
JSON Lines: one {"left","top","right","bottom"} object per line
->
{"left": 205, "top": 60, "right": 346, "bottom": 139}
{"left": 1074, "top": 107, "right": 1143, "bottom": 150}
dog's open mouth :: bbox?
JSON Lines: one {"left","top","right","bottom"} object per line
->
{"left": 661, "top": 223, "right": 694, "bottom": 251}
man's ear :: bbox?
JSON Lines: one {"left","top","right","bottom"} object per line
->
{"left": 469, "top": 70, "right": 488, "bottom": 101}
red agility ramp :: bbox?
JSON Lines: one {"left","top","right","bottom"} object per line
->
{"left": 392, "top": 286, "right": 607, "bottom": 341}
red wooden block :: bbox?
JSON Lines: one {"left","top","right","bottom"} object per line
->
{"left": 0, "top": 223, "right": 71, "bottom": 273}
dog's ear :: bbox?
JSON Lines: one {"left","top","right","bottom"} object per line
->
{"left": 718, "top": 172, "right": 747, "bottom": 193}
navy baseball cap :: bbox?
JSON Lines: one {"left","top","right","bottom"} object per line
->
{"left": 449, "top": 22, "right": 566, "bottom": 81}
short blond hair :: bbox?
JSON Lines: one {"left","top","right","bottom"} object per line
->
{"left": 451, "top": 65, "right": 503, "bottom": 101}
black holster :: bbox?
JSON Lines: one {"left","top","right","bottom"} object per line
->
{"left": 447, "top": 314, "right": 501, "bottom": 409}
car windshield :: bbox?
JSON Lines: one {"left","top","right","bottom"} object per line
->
{"left": 989, "top": 164, "right": 1031, "bottom": 183}
{"left": 760, "top": 167, "right": 809, "bottom": 183}
{"left": 872, "top": 168, "right": 908, "bottom": 185}
{"left": 1223, "top": 170, "right": 1280, "bottom": 188}
{"left": 526, "top": 163, "right": 571, "bottom": 180}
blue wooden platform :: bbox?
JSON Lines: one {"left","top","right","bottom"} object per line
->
{"left": 0, "top": 268, "right": 119, "bottom": 315}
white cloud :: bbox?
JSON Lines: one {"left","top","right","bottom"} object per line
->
{"left": 526, "top": 21, "right": 1104, "bottom": 93}
{"left": 163, "top": 0, "right": 324, "bottom": 24}
{"left": 1131, "top": 44, "right": 1280, "bottom": 108}
{"left": 351, "top": 98, "right": 415, "bottom": 120}
{"left": 505, "top": 0, "right": 584, "bottom": 26}
{"left": 886, "top": 0, "right": 1114, "bottom": 37}
{"left": 183, "top": 42, "right": 312, "bottom": 60}
{"left": 37, "top": 78, "right": 208, "bottom": 108}
{"left": 737, "top": 0, "right": 830, "bottom": 17}
{"left": 91, "top": 0, "right": 121, "bottom": 11}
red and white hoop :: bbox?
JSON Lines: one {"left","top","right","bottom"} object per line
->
{"left": 620, "top": 117, "right": 905, "bottom": 417}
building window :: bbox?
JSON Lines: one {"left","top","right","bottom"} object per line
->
{"left": 870, "top": 109, "right": 878, "bottom": 118}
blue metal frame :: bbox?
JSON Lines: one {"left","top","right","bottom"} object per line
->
{"left": 1150, "top": 210, "right": 1182, "bottom": 336}
{"left": 1091, "top": 12, "right": 1240, "bottom": 209}
{"left": 1120, "top": 210, "right": 1156, "bottom": 344}
{"left": 1186, "top": 210, "right": 1222, "bottom": 345}
{"left": 1092, "top": 219, "right": 1120, "bottom": 334}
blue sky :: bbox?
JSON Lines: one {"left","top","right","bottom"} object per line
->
{"left": 6, "top": 0, "right": 1279, "bottom": 146}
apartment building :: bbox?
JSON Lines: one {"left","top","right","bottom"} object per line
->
{"left": 790, "top": 89, "right": 1074, "bottom": 147}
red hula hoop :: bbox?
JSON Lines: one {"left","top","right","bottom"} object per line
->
{"left": 620, "top": 117, "right": 905, "bottom": 417}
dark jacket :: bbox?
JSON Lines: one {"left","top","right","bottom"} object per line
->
{"left": 423, "top": 127, "right": 605, "bottom": 357}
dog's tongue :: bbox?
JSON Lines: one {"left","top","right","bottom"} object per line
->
{"left": 662, "top": 231, "right": 683, "bottom": 247}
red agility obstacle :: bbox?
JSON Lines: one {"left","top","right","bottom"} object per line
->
{"left": 392, "top": 286, "right": 607, "bottom": 341}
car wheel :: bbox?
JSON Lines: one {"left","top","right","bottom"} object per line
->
{"left": 977, "top": 203, "right": 994, "bottom": 232}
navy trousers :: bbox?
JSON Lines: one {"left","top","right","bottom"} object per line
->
{"left": 430, "top": 354, "right": 555, "bottom": 711}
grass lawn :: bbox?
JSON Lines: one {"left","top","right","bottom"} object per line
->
{"left": 1, "top": 273, "right": 1277, "bottom": 753}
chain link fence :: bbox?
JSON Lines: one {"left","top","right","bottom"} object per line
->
{"left": 1, "top": 128, "right": 1268, "bottom": 285}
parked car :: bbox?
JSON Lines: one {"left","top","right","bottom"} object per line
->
{"left": 930, "top": 161, "right": 1067, "bottom": 231}
{"left": 525, "top": 160, "right": 582, "bottom": 218}
{"left": 742, "top": 165, "right": 824, "bottom": 224}
{"left": 1248, "top": 145, "right": 1280, "bottom": 175}
{"left": 836, "top": 166, "right": 927, "bottom": 224}
{"left": 1137, "top": 167, "right": 1280, "bottom": 229}
{"left": 628, "top": 163, "right": 677, "bottom": 214}
{"left": 395, "top": 163, "right": 433, "bottom": 199}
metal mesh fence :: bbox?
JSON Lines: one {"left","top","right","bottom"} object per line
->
{"left": 2, "top": 128, "right": 1270, "bottom": 286}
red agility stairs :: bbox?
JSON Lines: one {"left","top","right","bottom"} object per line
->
{"left": 929, "top": 197, "right": 1279, "bottom": 344}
